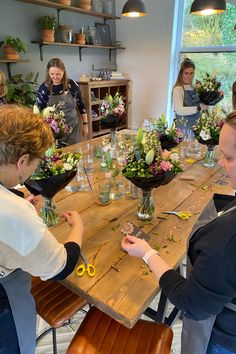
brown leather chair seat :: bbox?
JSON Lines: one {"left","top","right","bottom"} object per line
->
{"left": 66, "top": 306, "right": 173, "bottom": 354}
{"left": 31, "top": 276, "right": 87, "bottom": 354}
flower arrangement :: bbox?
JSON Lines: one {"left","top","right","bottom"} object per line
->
{"left": 100, "top": 92, "right": 126, "bottom": 129}
{"left": 33, "top": 105, "right": 71, "bottom": 138}
{"left": 25, "top": 146, "right": 81, "bottom": 226}
{"left": 144, "top": 114, "right": 184, "bottom": 149}
{"left": 122, "top": 128, "right": 182, "bottom": 180}
{"left": 193, "top": 106, "right": 225, "bottom": 146}
{"left": 122, "top": 129, "right": 182, "bottom": 220}
{"left": 195, "top": 72, "right": 223, "bottom": 106}
{"left": 30, "top": 146, "right": 81, "bottom": 180}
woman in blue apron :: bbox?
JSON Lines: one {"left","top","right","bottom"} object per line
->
{"left": 121, "top": 110, "right": 236, "bottom": 354}
{"left": 0, "top": 105, "right": 84, "bottom": 354}
{"left": 172, "top": 58, "right": 208, "bottom": 131}
{"left": 37, "top": 58, "right": 88, "bottom": 146}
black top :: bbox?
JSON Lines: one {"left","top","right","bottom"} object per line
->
{"left": 160, "top": 195, "right": 236, "bottom": 351}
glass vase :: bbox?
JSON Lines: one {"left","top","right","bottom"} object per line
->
{"left": 110, "top": 128, "right": 117, "bottom": 148}
{"left": 137, "top": 188, "right": 154, "bottom": 221}
{"left": 202, "top": 145, "right": 215, "bottom": 168}
{"left": 40, "top": 198, "right": 59, "bottom": 227}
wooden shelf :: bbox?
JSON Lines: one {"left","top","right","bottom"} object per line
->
{"left": 15, "top": 0, "right": 120, "bottom": 19}
{"left": 0, "top": 59, "right": 30, "bottom": 78}
{"left": 31, "top": 41, "right": 125, "bottom": 61}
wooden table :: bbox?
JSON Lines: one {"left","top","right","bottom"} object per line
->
{"left": 48, "top": 135, "right": 234, "bottom": 329}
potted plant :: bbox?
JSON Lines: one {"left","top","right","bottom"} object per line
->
{"left": 36, "top": 14, "right": 57, "bottom": 42}
{"left": 0, "top": 36, "right": 27, "bottom": 60}
{"left": 6, "top": 72, "right": 39, "bottom": 109}
{"left": 75, "top": 27, "right": 86, "bottom": 45}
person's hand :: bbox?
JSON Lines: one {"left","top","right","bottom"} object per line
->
{"left": 121, "top": 235, "right": 152, "bottom": 258}
{"left": 61, "top": 211, "right": 84, "bottom": 230}
{"left": 200, "top": 103, "right": 208, "bottom": 111}
{"left": 82, "top": 124, "right": 89, "bottom": 138}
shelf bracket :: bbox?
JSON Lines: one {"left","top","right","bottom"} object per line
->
{"left": 39, "top": 44, "right": 44, "bottom": 61}
{"left": 79, "top": 47, "right": 82, "bottom": 61}
{"left": 6, "top": 63, "right": 12, "bottom": 79}
{"left": 109, "top": 49, "right": 113, "bottom": 61}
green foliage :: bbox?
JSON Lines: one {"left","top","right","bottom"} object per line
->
{"left": 36, "top": 14, "right": 57, "bottom": 30}
{"left": 0, "top": 36, "right": 27, "bottom": 53}
{"left": 6, "top": 72, "right": 39, "bottom": 109}
{"left": 220, "top": 3, "right": 236, "bottom": 45}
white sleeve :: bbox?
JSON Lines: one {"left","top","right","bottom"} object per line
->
{"left": 173, "top": 86, "right": 198, "bottom": 116}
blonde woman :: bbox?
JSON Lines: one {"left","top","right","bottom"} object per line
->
{"left": 0, "top": 106, "right": 84, "bottom": 353}
{"left": 172, "top": 58, "right": 208, "bottom": 130}
{"left": 0, "top": 70, "right": 7, "bottom": 105}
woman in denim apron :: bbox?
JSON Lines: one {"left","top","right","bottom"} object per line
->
{"left": 121, "top": 111, "right": 236, "bottom": 354}
{"left": 172, "top": 58, "right": 208, "bottom": 131}
{"left": 0, "top": 105, "right": 84, "bottom": 353}
{"left": 37, "top": 58, "right": 88, "bottom": 145}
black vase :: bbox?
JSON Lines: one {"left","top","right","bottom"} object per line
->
{"left": 100, "top": 114, "right": 119, "bottom": 129}
{"left": 124, "top": 170, "right": 176, "bottom": 190}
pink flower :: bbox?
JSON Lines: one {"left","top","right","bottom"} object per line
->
{"left": 160, "top": 161, "right": 173, "bottom": 171}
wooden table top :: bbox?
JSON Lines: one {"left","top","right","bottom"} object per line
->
{"left": 48, "top": 134, "right": 234, "bottom": 328}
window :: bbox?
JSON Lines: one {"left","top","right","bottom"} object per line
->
{"left": 179, "top": 0, "right": 236, "bottom": 108}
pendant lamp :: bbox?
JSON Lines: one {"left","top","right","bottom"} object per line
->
{"left": 122, "top": 0, "right": 146, "bottom": 17}
{"left": 190, "top": 0, "right": 226, "bottom": 15}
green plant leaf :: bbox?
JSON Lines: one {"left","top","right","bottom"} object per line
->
{"left": 145, "top": 148, "right": 154, "bottom": 165}
{"left": 136, "top": 128, "right": 143, "bottom": 145}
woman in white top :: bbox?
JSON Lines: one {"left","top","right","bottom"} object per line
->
{"left": 0, "top": 105, "right": 84, "bottom": 354}
{"left": 172, "top": 58, "right": 208, "bottom": 130}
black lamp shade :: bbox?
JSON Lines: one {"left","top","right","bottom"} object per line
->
{"left": 190, "top": 0, "right": 226, "bottom": 15}
{"left": 122, "top": 0, "right": 146, "bottom": 17}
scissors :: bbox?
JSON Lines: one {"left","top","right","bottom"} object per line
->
{"left": 162, "top": 210, "right": 191, "bottom": 220}
{"left": 76, "top": 252, "right": 96, "bottom": 277}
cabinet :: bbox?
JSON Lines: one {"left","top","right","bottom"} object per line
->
{"left": 15, "top": 0, "right": 125, "bottom": 61}
{"left": 79, "top": 79, "right": 130, "bottom": 138}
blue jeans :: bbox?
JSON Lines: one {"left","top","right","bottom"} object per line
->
{"left": 206, "top": 338, "right": 236, "bottom": 354}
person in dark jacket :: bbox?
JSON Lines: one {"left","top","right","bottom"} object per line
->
{"left": 37, "top": 57, "right": 88, "bottom": 145}
{"left": 121, "top": 111, "right": 236, "bottom": 354}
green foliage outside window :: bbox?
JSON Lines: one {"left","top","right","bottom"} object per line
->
{"left": 181, "top": 0, "right": 236, "bottom": 108}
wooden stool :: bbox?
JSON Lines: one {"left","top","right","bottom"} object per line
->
{"left": 66, "top": 307, "right": 173, "bottom": 354}
{"left": 31, "top": 277, "right": 87, "bottom": 354}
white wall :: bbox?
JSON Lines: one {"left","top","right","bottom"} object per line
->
{"left": 116, "top": 0, "right": 175, "bottom": 129}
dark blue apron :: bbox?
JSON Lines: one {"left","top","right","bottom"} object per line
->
{"left": 0, "top": 270, "right": 36, "bottom": 354}
{"left": 175, "top": 86, "right": 200, "bottom": 131}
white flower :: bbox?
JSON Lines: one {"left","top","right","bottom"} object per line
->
{"left": 33, "top": 105, "right": 40, "bottom": 114}
{"left": 43, "top": 105, "right": 56, "bottom": 117}
{"left": 63, "top": 162, "right": 72, "bottom": 171}
{"left": 170, "top": 152, "right": 179, "bottom": 162}
{"left": 200, "top": 129, "right": 211, "bottom": 141}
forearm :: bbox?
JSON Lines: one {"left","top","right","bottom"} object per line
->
{"left": 81, "top": 113, "right": 88, "bottom": 124}
{"left": 146, "top": 252, "right": 171, "bottom": 281}
{"left": 173, "top": 86, "right": 198, "bottom": 116}
{"left": 66, "top": 225, "right": 83, "bottom": 246}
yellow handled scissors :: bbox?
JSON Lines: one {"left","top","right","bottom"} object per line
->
{"left": 76, "top": 252, "right": 96, "bottom": 277}
{"left": 162, "top": 210, "right": 191, "bottom": 220}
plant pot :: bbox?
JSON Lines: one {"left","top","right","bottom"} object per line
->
{"left": 59, "top": 25, "right": 73, "bottom": 43}
{"left": 42, "top": 29, "right": 55, "bottom": 43}
{"left": 57, "top": 0, "right": 71, "bottom": 5}
{"left": 75, "top": 33, "right": 86, "bottom": 45}
{"left": 4, "top": 46, "right": 19, "bottom": 60}
{"left": 78, "top": 0, "right": 92, "bottom": 10}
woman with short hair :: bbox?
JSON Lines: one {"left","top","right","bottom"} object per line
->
{"left": 0, "top": 105, "right": 84, "bottom": 353}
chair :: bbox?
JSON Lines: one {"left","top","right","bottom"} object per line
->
{"left": 31, "top": 277, "right": 87, "bottom": 354}
{"left": 66, "top": 306, "right": 173, "bottom": 354}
